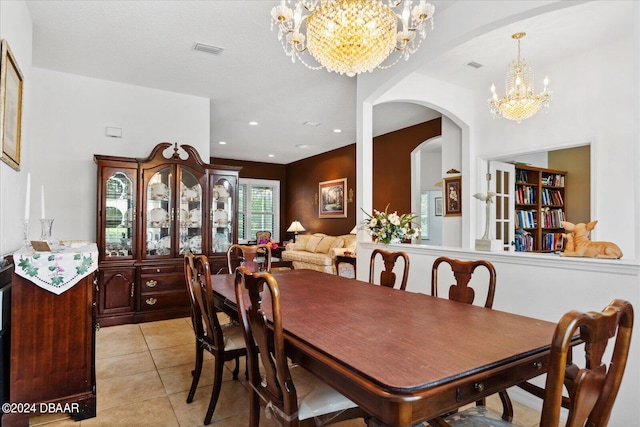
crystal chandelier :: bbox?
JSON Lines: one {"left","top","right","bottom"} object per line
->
{"left": 271, "top": 0, "right": 435, "bottom": 77}
{"left": 489, "top": 32, "right": 551, "bottom": 123}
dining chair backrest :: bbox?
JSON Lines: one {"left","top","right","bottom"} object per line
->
{"left": 234, "top": 267, "right": 365, "bottom": 426}
{"left": 429, "top": 256, "right": 511, "bottom": 423}
{"left": 430, "top": 256, "right": 496, "bottom": 308}
{"left": 541, "top": 299, "right": 633, "bottom": 427}
{"left": 185, "top": 252, "right": 226, "bottom": 358}
{"left": 368, "top": 249, "right": 410, "bottom": 290}
{"left": 235, "top": 267, "right": 296, "bottom": 422}
{"left": 226, "top": 243, "right": 271, "bottom": 274}
{"left": 184, "top": 252, "right": 247, "bottom": 425}
{"left": 255, "top": 230, "right": 271, "bottom": 244}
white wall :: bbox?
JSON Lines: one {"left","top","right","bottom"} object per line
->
{"left": 0, "top": 0, "right": 32, "bottom": 257}
{"left": 26, "top": 68, "right": 210, "bottom": 244}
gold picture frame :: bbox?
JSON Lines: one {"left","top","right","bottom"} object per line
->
{"left": 1, "top": 39, "right": 24, "bottom": 171}
{"left": 318, "top": 178, "right": 347, "bottom": 218}
{"left": 443, "top": 176, "right": 462, "bottom": 216}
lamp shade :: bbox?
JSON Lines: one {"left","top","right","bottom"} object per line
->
{"left": 287, "top": 220, "right": 305, "bottom": 233}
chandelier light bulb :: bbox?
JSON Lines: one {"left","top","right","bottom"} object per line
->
{"left": 271, "top": 0, "right": 435, "bottom": 76}
{"left": 488, "top": 32, "right": 551, "bottom": 123}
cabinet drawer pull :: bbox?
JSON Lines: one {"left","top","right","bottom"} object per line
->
{"left": 533, "top": 361, "right": 542, "bottom": 370}
{"left": 474, "top": 383, "right": 485, "bottom": 392}
{"left": 146, "top": 297, "right": 158, "bottom": 306}
{"left": 146, "top": 280, "right": 157, "bottom": 288}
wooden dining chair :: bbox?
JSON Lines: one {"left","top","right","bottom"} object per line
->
{"left": 226, "top": 243, "right": 271, "bottom": 274}
{"left": 369, "top": 248, "right": 410, "bottom": 290}
{"left": 255, "top": 230, "right": 271, "bottom": 244}
{"left": 234, "top": 267, "right": 368, "bottom": 427}
{"left": 439, "top": 299, "right": 634, "bottom": 427}
{"left": 430, "top": 256, "right": 512, "bottom": 421}
{"left": 184, "top": 253, "right": 247, "bottom": 425}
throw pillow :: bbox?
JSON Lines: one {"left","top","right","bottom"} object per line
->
{"left": 314, "top": 236, "right": 337, "bottom": 253}
{"left": 305, "top": 235, "right": 324, "bottom": 253}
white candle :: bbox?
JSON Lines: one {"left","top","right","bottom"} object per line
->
{"left": 41, "top": 185, "right": 46, "bottom": 219}
{"left": 24, "top": 172, "right": 31, "bottom": 220}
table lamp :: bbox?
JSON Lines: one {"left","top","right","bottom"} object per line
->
{"left": 287, "top": 220, "right": 305, "bottom": 242}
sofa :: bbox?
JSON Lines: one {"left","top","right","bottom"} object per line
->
{"left": 281, "top": 233, "right": 357, "bottom": 274}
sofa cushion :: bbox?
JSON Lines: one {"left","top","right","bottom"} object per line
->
{"left": 294, "top": 234, "right": 311, "bottom": 248}
{"left": 314, "top": 236, "right": 338, "bottom": 254}
{"left": 305, "top": 235, "right": 324, "bottom": 252}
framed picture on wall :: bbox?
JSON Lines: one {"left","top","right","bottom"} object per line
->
{"left": 318, "top": 178, "right": 347, "bottom": 218}
{"left": 443, "top": 176, "right": 462, "bottom": 216}
{"left": 434, "top": 197, "right": 443, "bottom": 216}
{"left": 0, "top": 39, "right": 24, "bottom": 171}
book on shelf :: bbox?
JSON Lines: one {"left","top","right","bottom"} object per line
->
{"left": 542, "top": 174, "right": 565, "bottom": 187}
{"left": 514, "top": 229, "right": 534, "bottom": 252}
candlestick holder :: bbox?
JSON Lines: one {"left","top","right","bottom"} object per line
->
{"left": 40, "top": 218, "right": 54, "bottom": 241}
{"left": 23, "top": 219, "right": 30, "bottom": 247}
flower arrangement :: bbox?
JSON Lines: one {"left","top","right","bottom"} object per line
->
{"left": 361, "top": 204, "right": 420, "bottom": 244}
{"left": 258, "top": 237, "right": 278, "bottom": 250}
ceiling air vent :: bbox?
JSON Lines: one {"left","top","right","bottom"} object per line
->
{"left": 467, "top": 61, "right": 483, "bottom": 69}
{"left": 194, "top": 42, "right": 224, "bottom": 55}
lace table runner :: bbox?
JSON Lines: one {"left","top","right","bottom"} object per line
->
{"left": 13, "top": 242, "right": 98, "bottom": 295}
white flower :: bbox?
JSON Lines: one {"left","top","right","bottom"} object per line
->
{"left": 388, "top": 212, "right": 400, "bottom": 225}
{"left": 369, "top": 218, "right": 377, "bottom": 227}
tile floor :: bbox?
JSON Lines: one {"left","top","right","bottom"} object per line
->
{"left": 29, "top": 317, "right": 546, "bottom": 427}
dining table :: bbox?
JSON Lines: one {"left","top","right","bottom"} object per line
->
{"left": 212, "top": 269, "right": 563, "bottom": 427}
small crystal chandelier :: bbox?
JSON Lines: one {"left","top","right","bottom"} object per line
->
{"left": 271, "top": 0, "right": 435, "bottom": 77}
{"left": 489, "top": 32, "right": 551, "bottom": 123}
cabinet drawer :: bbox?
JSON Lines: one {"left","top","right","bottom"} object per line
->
{"left": 139, "top": 264, "right": 183, "bottom": 275}
{"left": 139, "top": 272, "right": 185, "bottom": 293}
{"left": 456, "top": 357, "right": 547, "bottom": 403}
{"left": 139, "top": 291, "right": 189, "bottom": 312}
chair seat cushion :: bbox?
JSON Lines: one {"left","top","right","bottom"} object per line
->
{"left": 291, "top": 366, "right": 358, "bottom": 421}
{"left": 443, "top": 406, "right": 522, "bottom": 427}
{"left": 221, "top": 323, "right": 246, "bottom": 351}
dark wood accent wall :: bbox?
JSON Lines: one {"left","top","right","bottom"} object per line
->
{"left": 285, "top": 145, "right": 357, "bottom": 238}
{"left": 373, "top": 118, "right": 441, "bottom": 216}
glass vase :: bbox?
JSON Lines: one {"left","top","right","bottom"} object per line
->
{"left": 40, "top": 218, "right": 54, "bottom": 241}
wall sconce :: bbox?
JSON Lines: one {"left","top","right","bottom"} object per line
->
{"left": 313, "top": 192, "right": 319, "bottom": 205}
{"left": 347, "top": 188, "right": 354, "bottom": 203}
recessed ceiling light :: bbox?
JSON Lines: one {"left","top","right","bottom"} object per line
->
{"left": 219, "top": 141, "right": 227, "bottom": 145}
{"left": 296, "top": 144, "right": 310, "bottom": 148}
{"left": 249, "top": 121, "right": 258, "bottom": 126}
{"left": 333, "top": 129, "right": 342, "bottom": 133}
{"left": 268, "top": 154, "right": 275, "bottom": 158}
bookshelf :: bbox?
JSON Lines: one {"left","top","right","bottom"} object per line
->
{"left": 514, "top": 165, "right": 566, "bottom": 252}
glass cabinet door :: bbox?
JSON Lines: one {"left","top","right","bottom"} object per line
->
{"left": 211, "top": 177, "right": 234, "bottom": 253}
{"left": 179, "top": 168, "right": 203, "bottom": 254}
{"left": 146, "top": 167, "right": 173, "bottom": 257}
{"left": 104, "top": 169, "right": 136, "bottom": 258}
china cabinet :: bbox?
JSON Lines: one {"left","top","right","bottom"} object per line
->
{"left": 95, "top": 143, "right": 241, "bottom": 325}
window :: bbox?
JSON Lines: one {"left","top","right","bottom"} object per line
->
{"left": 420, "top": 192, "right": 430, "bottom": 240}
{"left": 238, "top": 178, "right": 280, "bottom": 243}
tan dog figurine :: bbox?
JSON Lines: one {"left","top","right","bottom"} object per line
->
{"left": 560, "top": 221, "right": 623, "bottom": 259}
